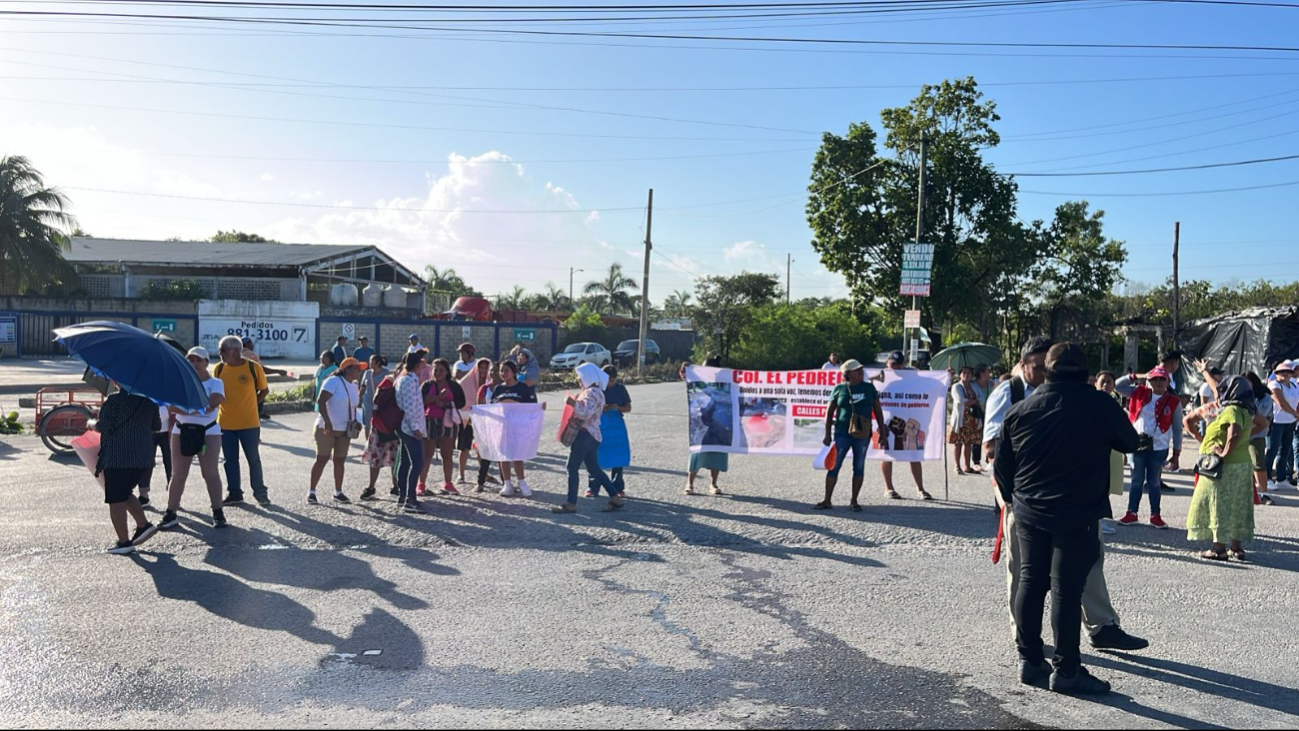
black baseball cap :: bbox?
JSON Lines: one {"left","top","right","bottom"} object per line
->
{"left": 887, "top": 350, "right": 905, "bottom": 363}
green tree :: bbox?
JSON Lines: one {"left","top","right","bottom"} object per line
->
{"left": 140, "top": 278, "right": 210, "bottom": 300}
{"left": 0, "top": 155, "right": 75, "bottom": 294}
{"left": 583, "top": 262, "right": 639, "bottom": 315}
{"left": 524, "top": 283, "right": 571, "bottom": 311}
{"left": 496, "top": 285, "right": 527, "bottom": 310}
{"left": 424, "top": 265, "right": 480, "bottom": 311}
{"left": 730, "top": 302, "right": 878, "bottom": 370}
{"left": 211, "top": 230, "right": 278, "bottom": 243}
{"left": 664, "top": 289, "right": 693, "bottom": 317}
{"left": 561, "top": 304, "right": 609, "bottom": 346}
{"left": 692, "top": 272, "right": 781, "bottom": 363}
{"left": 1029, "top": 201, "right": 1128, "bottom": 340}
{"left": 807, "top": 77, "right": 1031, "bottom": 337}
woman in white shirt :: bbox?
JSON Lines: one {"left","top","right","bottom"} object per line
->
{"left": 1266, "top": 361, "right": 1299, "bottom": 486}
{"left": 160, "top": 347, "right": 227, "bottom": 531}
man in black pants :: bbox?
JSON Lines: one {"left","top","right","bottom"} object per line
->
{"left": 995, "top": 343, "right": 1139, "bottom": 695}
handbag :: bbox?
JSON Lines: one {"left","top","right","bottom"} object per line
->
{"left": 846, "top": 390, "right": 871, "bottom": 439}
{"left": 179, "top": 421, "right": 214, "bottom": 457}
{"left": 1194, "top": 453, "right": 1224, "bottom": 480}
{"left": 558, "top": 396, "right": 582, "bottom": 447}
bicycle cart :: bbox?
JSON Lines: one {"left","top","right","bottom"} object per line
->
{"left": 36, "top": 386, "right": 103, "bottom": 455}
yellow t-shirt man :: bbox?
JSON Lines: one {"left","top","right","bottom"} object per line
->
{"left": 216, "top": 359, "right": 268, "bottom": 431}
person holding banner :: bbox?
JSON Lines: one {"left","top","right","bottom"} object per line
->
{"left": 473, "top": 360, "right": 502, "bottom": 493}
{"left": 553, "top": 363, "right": 624, "bottom": 514}
{"left": 687, "top": 355, "right": 729, "bottom": 495}
{"left": 493, "top": 360, "right": 537, "bottom": 497}
{"left": 815, "top": 359, "right": 885, "bottom": 512}
{"left": 880, "top": 351, "right": 933, "bottom": 501}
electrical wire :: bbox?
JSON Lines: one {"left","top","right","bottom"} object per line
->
{"left": 1004, "top": 153, "right": 1299, "bottom": 176}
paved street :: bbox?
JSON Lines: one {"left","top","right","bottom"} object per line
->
{"left": 1, "top": 381, "right": 1297, "bottom": 729}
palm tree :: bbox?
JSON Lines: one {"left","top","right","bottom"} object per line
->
{"left": 424, "top": 264, "right": 460, "bottom": 293}
{"left": 665, "top": 289, "right": 693, "bottom": 317}
{"left": 0, "top": 155, "right": 75, "bottom": 294}
{"left": 496, "top": 285, "right": 527, "bottom": 310}
{"left": 583, "top": 262, "right": 639, "bottom": 315}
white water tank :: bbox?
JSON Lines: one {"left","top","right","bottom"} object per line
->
{"left": 361, "top": 282, "right": 383, "bottom": 308}
{"left": 329, "top": 283, "right": 358, "bottom": 306}
{"left": 382, "top": 285, "right": 407, "bottom": 308}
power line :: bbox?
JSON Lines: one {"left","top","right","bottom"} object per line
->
{"left": 1019, "top": 179, "right": 1299, "bottom": 196}
{"left": 1005, "top": 152, "right": 1299, "bottom": 176}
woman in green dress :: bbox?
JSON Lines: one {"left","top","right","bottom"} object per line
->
{"left": 1185, "top": 376, "right": 1266, "bottom": 561}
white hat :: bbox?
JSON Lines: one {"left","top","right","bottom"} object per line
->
{"left": 186, "top": 346, "right": 210, "bottom": 361}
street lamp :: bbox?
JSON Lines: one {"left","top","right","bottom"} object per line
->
{"left": 569, "top": 267, "right": 584, "bottom": 306}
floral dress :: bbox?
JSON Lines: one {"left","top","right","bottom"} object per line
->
{"left": 947, "top": 382, "right": 984, "bottom": 445}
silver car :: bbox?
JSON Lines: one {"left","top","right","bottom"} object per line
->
{"left": 549, "top": 342, "right": 611, "bottom": 370}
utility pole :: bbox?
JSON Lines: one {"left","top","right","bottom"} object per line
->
{"left": 910, "top": 133, "right": 927, "bottom": 364}
{"left": 786, "top": 253, "right": 792, "bottom": 304}
{"left": 1172, "top": 221, "right": 1180, "bottom": 341}
{"left": 569, "top": 267, "right": 583, "bottom": 308}
{"left": 637, "top": 189, "right": 653, "bottom": 376}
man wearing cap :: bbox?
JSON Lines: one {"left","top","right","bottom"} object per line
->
{"left": 1266, "top": 360, "right": 1299, "bottom": 486}
{"left": 996, "top": 343, "right": 1140, "bottom": 694}
{"left": 985, "top": 336, "right": 1149, "bottom": 655}
{"left": 352, "top": 336, "right": 374, "bottom": 365}
{"left": 453, "top": 342, "right": 477, "bottom": 377}
{"left": 407, "top": 334, "right": 423, "bottom": 354}
{"left": 309, "top": 357, "right": 364, "bottom": 504}
{"left": 879, "top": 351, "right": 931, "bottom": 501}
{"left": 214, "top": 335, "right": 270, "bottom": 505}
{"left": 1114, "top": 366, "right": 1179, "bottom": 528}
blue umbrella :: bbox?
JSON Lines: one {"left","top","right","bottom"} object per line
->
{"left": 52, "top": 320, "right": 208, "bottom": 411}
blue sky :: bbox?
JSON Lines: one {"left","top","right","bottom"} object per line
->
{"left": 2, "top": 0, "right": 1297, "bottom": 303}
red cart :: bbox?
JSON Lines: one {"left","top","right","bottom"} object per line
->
{"left": 36, "top": 386, "right": 104, "bottom": 455}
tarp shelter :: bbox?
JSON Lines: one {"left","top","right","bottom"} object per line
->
{"left": 1177, "top": 307, "right": 1299, "bottom": 382}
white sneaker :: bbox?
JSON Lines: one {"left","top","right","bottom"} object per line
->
{"left": 500, "top": 481, "right": 517, "bottom": 497}
{"left": 1100, "top": 520, "right": 1117, "bottom": 535}
{"left": 518, "top": 479, "right": 532, "bottom": 498}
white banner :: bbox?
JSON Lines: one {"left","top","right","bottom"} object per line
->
{"left": 197, "top": 300, "right": 318, "bottom": 359}
{"left": 685, "top": 366, "right": 950, "bottom": 462}
{"left": 471, "top": 403, "right": 545, "bottom": 462}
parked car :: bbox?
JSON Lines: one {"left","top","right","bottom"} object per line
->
{"left": 614, "top": 339, "right": 660, "bottom": 366}
{"left": 550, "top": 342, "right": 611, "bottom": 370}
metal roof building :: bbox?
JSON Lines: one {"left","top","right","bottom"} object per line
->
{"left": 68, "top": 237, "right": 425, "bottom": 305}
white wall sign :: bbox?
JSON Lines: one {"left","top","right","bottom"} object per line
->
{"left": 462, "top": 326, "right": 472, "bottom": 338}
{"left": 341, "top": 323, "right": 356, "bottom": 339}
{"left": 198, "top": 300, "right": 319, "bottom": 360}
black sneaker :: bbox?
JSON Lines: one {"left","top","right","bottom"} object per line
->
{"left": 159, "top": 510, "right": 180, "bottom": 530}
{"left": 1160, "top": 482, "right": 1175, "bottom": 493}
{"left": 138, "top": 493, "right": 150, "bottom": 506}
{"left": 1019, "top": 659, "right": 1050, "bottom": 686}
{"left": 403, "top": 501, "right": 425, "bottom": 514}
{"left": 212, "top": 509, "right": 227, "bottom": 528}
{"left": 307, "top": 492, "right": 319, "bottom": 504}
{"left": 333, "top": 492, "right": 351, "bottom": 504}
{"left": 1290, "top": 478, "right": 1298, "bottom": 488}
{"left": 254, "top": 492, "right": 271, "bottom": 506}
{"left": 1089, "top": 625, "right": 1150, "bottom": 651}
{"left": 360, "top": 488, "right": 377, "bottom": 501}
{"left": 1050, "top": 666, "right": 1111, "bottom": 695}
{"left": 389, "top": 486, "right": 400, "bottom": 496}
{"left": 1261, "top": 494, "right": 1276, "bottom": 505}
{"left": 108, "top": 541, "right": 135, "bottom": 555}
{"left": 223, "top": 493, "right": 246, "bottom": 505}
{"left": 131, "top": 522, "right": 159, "bottom": 547}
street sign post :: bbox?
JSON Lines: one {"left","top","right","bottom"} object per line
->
{"left": 904, "top": 310, "right": 921, "bottom": 329}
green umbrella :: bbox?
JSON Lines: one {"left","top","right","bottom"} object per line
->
{"left": 930, "top": 342, "right": 1003, "bottom": 372}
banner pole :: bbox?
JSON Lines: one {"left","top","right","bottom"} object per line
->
{"left": 943, "top": 398, "right": 950, "bottom": 501}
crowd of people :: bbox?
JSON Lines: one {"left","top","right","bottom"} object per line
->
{"left": 93, "top": 335, "right": 637, "bottom": 553}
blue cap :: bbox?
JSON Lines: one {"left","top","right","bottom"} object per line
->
{"left": 409, "top": 333, "right": 419, "bottom": 340}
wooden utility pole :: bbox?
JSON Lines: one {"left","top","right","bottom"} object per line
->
{"left": 637, "top": 189, "right": 653, "bottom": 376}
{"left": 1172, "top": 221, "right": 1181, "bottom": 340}
{"left": 910, "top": 133, "right": 927, "bottom": 363}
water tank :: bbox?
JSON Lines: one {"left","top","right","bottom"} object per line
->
{"left": 382, "top": 285, "right": 407, "bottom": 308}
{"left": 361, "top": 282, "right": 383, "bottom": 308}
{"left": 329, "top": 283, "right": 358, "bottom": 307}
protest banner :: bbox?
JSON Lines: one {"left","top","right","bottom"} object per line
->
{"left": 471, "top": 403, "right": 545, "bottom": 462}
{"left": 685, "top": 365, "right": 950, "bottom": 462}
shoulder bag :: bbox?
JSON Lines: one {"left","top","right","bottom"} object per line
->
{"left": 1193, "top": 453, "right": 1224, "bottom": 480}
{"left": 846, "top": 387, "right": 871, "bottom": 440}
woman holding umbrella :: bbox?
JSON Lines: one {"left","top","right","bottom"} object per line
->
{"left": 160, "top": 347, "right": 228, "bottom": 530}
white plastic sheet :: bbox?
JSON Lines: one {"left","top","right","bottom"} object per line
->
{"left": 471, "top": 403, "right": 545, "bottom": 462}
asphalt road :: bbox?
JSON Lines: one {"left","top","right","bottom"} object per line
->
{"left": 2, "top": 382, "right": 1298, "bottom": 729}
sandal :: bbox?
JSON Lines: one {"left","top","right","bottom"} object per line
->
{"left": 602, "top": 496, "right": 626, "bottom": 512}
{"left": 684, "top": 484, "right": 696, "bottom": 495}
{"left": 1200, "top": 549, "right": 1228, "bottom": 561}
{"left": 812, "top": 501, "right": 832, "bottom": 510}
{"left": 956, "top": 467, "right": 966, "bottom": 476}
{"left": 1229, "top": 549, "right": 1248, "bottom": 562}
{"left": 918, "top": 490, "right": 934, "bottom": 501}
{"left": 886, "top": 489, "right": 902, "bottom": 500}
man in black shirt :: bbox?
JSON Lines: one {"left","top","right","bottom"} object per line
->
{"left": 995, "top": 343, "right": 1139, "bottom": 695}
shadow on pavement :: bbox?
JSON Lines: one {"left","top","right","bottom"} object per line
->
{"left": 1088, "top": 651, "right": 1299, "bottom": 724}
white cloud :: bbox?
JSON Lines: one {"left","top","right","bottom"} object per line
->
{"left": 260, "top": 173, "right": 275, "bottom": 182}
{"left": 723, "top": 240, "right": 764, "bottom": 261}
{"left": 264, "top": 151, "right": 605, "bottom": 289}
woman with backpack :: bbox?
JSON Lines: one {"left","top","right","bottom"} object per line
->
{"left": 361, "top": 359, "right": 402, "bottom": 501}
{"left": 418, "top": 358, "right": 466, "bottom": 497}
